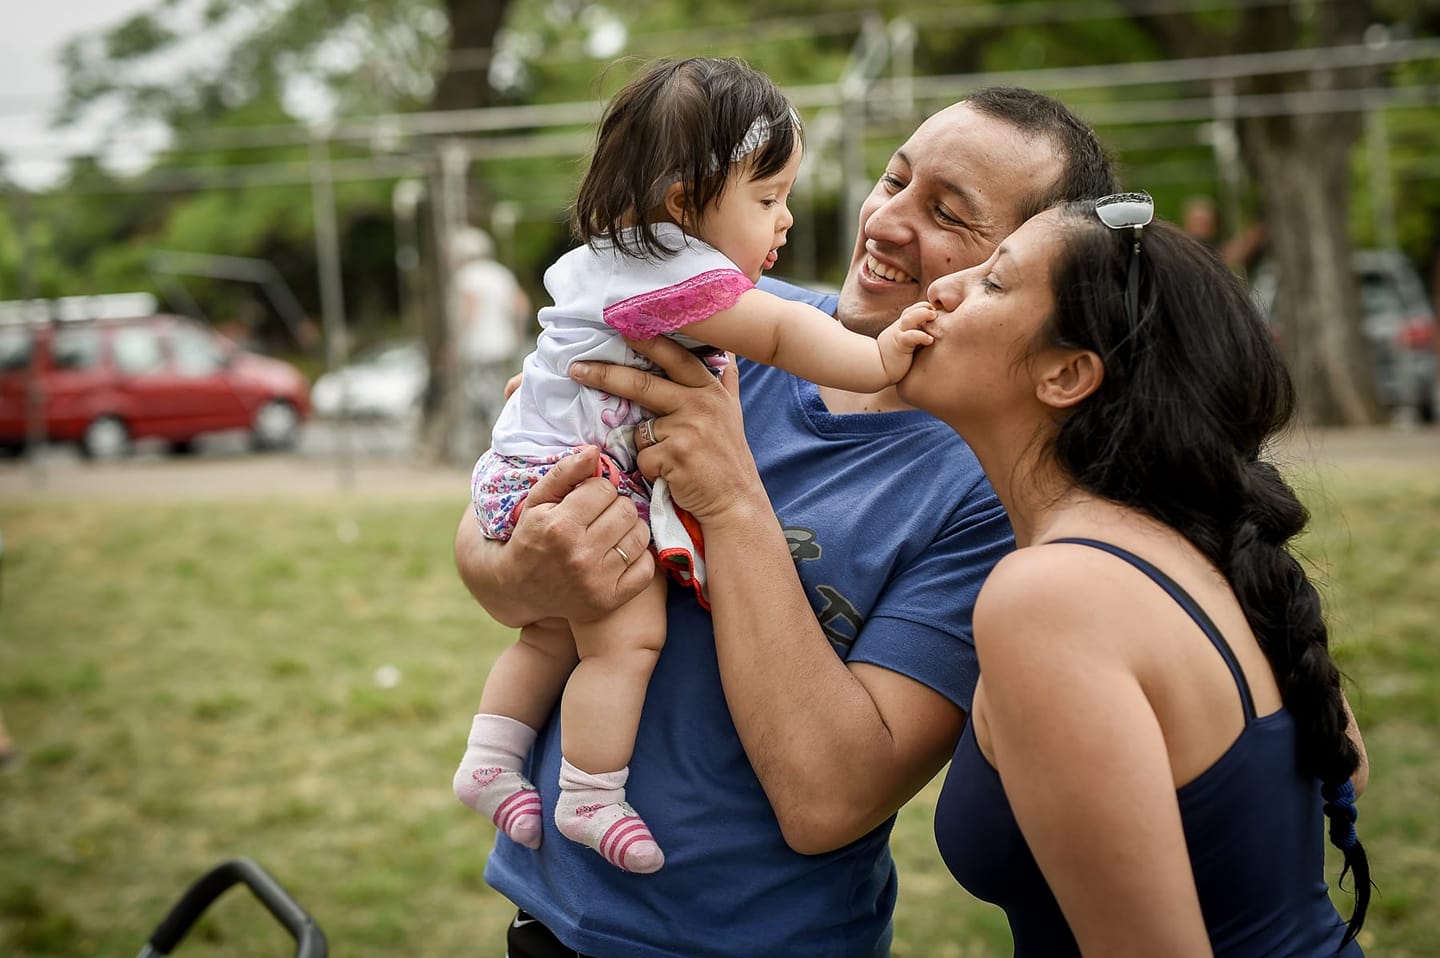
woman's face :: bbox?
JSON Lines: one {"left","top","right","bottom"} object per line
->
{"left": 897, "top": 210, "right": 1065, "bottom": 424}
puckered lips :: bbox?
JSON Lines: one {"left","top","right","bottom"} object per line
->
{"left": 865, "top": 253, "right": 914, "bottom": 285}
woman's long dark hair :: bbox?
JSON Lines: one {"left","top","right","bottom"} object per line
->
{"left": 572, "top": 57, "right": 800, "bottom": 260}
{"left": 1043, "top": 202, "right": 1369, "bottom": 947}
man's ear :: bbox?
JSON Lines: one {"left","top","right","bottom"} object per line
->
{"left": 663, "top": 181, "right": 689, "bottom": 227}
{"left": 1036, "top": 349, "right": 1103, "bottom": 409}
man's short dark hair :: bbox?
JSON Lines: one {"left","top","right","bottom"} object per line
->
{"left": 965, "top": 86, "right": 1119, "bottom": 220}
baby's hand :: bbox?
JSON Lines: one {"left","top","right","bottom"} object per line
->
{"left": 879, "top": 301, "right": 937, "bottom": 382}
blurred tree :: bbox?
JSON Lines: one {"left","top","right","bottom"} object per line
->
{"left": 15, "top": 0, "right": 1438, "bottom": 435}
{"left": 55, "top": 1, "right": 451, "bottom": 129}
{"left": 413, "top": 0, "right": 519, "bottom": 461}
{"left": 47, "top": 0, "right": 518, "bottom": 459}
{"left": 1376, "top": 3, "right": 1440, "bottom": 327}
{"left": 1117, "top": 0, "right": 1382, "bottom": 425}
{"left": 40, "top": 1, "right": 450, "bottom": 348}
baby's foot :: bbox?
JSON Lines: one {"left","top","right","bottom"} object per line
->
{"left": 555, "top": 796, "right": 663, "bottom": 873}
{"left": 453, "top": 714, "right": 542, "bottom": 849}
{"left": 454, "top": 764, "right": 543, "bottom": 848}
{"left": 555, "top": 758, "right": 663, "bottom": 873}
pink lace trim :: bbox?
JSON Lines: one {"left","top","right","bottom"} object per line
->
{"left": 604, "top": 269, "right": 754, "bottom": 339}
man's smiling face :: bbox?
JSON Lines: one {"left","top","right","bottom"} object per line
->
{"left": 835, "top": 102, "right": 1064, "bottom": 339}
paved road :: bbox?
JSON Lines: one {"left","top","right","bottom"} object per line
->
{"left": 0, "top": 422, "right": 1434, "bottom": 504}
{"left": 0, "top": 420, "right": 469, "bottom": 502}
{"left": 1270, "top": 423, "right": 1440, "bottom": 468}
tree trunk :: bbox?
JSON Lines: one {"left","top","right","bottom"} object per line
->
{"left": 1123, "top": 0, "right": 1382, "bottom": 426}
{"left": 432, "top": 0, "right": 514, "bottom": 113}
{"left": 1236, "top": 1, "right": 1379, "bottom": 426}
{"left": 417, "top": 0, "right": 516, "bottom": 463}
{"left": 1245, "top": 112, "right": 1381, "bottom": 425}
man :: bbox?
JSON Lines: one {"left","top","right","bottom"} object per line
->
{"left": 1179, "top": 194, "right": 1266, "bottom": 275}
{"left": 455, "top": 87, "right": 1118, "bottom": 958}
{"left": 450, "top": 226, "right": 532, "bottom": 437}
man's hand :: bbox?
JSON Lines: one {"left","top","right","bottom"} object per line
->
{"left": 569, "top": 337, "right": 768, "bottom": 526}
{"left": 455, "top": 446, "right": 654, "bottom": 628}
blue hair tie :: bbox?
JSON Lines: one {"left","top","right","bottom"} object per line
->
{"left": 1322, "top": 779, "right": 1359, "bottom": 850}
{"left": 1321, "top": 778, "right": 1370, "bottom": 948}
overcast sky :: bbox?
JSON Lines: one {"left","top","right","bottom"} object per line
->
{"left": 1, "top": 0, "right": 154, "bottom": 188}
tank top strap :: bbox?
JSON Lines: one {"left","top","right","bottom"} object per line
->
{"left": 1049, "top": 537, "right": 1257, "bottom": 722}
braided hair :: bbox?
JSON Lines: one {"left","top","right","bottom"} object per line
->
{"left": 1041, "top": 201, "right": 1370, "bottom": 946}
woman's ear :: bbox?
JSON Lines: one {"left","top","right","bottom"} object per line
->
{"left": 663, "top": 181, "right": 689, "bottom": 227}
{"left": 1036, "top": 349, "right": 1103, "bottom": 409}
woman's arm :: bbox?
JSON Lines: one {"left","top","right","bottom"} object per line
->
{"left": 680, "top": 288, "right": 933, "bottom": 393}
{"left": 974, "top": 551, "right": 1214, "bottom": 958}
{"left": 1342, "top": 692, "right": 1369, "bottom": 797}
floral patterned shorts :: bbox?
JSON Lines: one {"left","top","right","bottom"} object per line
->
{"left": 471, "top": 447, "right": 652, "bottom": 540}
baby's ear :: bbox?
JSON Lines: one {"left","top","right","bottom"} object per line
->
{"left": 1036, "top": 349, "right": 1103, "bottom": 408}
{"left": 663, "top": 181, "right": 689, "bottom": 226}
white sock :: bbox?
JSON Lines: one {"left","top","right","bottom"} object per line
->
{"left": 452, "top": 714, "right": 543, "bottom": 849}
{"left": 554, "top": 757, "right": 663, "bottom": 874}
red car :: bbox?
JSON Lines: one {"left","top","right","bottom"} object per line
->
{"left": 0, "top": 312, "right": 310, "bottom": 458}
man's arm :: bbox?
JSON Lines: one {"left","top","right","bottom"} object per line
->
{"left": 571, "top": 337, "right": 968, "bottom": 852}
{"left": 706, "top": 493, "right": 968, "bottom": 851}
{"left": 454, "top": 446, "right": 654, "bottom": 628}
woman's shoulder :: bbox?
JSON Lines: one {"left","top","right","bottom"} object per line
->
{"left": 975, "top": 541, "right": 1158, "bottom": 661}
{"left": 980, "top": 540, "right": 1123, "bottom": 604}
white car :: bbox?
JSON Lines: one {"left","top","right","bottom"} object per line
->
{"left": 311, "top": 340, "right": 427, "bottom": 421}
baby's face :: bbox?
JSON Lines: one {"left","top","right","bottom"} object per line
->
{"left": 694, "top": 141, "right": 803, "bottom": 282}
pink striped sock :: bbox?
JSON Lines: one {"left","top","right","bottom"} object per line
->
{"left": 452, "top": 714, "right": 543, "bottom": 849}
{"left": 554, "top": 758, "right": 664, "bottom": 874}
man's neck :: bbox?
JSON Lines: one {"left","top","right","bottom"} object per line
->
{"left": 815, "top": 383, "right": 916, "bottom": 414}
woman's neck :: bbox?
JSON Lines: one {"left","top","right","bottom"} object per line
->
{"left": 960, "top": 424, "right": 1113, "bottom": 548}
{"left": 962, "top": 419, "right": 1198, "bottom": 559}
{"left": 992, "top": 468, "right": 1167, "bottom": 551}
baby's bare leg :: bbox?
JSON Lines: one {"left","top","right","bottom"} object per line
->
{"left": 554, "top": 571, "right": 669, "bottom": 873}
{"left": 454, "top": 623, "right": 578, "bottom": 849}
{"left": 563, "top": 575, "right": 667, "bottom": 771}
{"left": 481, "top": 623, "right": 580, "bottom": 729}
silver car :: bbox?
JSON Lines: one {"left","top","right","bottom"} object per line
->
{"left": 1252, "top": 249, "right": 1438, "bottom": 423}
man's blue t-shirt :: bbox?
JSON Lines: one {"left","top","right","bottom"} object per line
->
{"left": 484, "top": 277, "right": 1014, "bottom": 957}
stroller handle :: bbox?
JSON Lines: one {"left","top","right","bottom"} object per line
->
{"left": 136, "top": 857, "right": 327, "bottom": 957}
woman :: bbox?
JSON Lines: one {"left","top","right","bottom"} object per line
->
{"left": 901, "top": 194, "right": 1371, "bottom": 956}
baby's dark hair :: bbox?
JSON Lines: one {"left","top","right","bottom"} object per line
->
{"left": 1042, "top": 202, "right": 1370, "bottom": 947}
{"left": 572, "top": 57, "right": 801, "bottom": 259}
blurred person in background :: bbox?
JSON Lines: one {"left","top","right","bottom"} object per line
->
{"left": 451, "top": 226, "right": 532, "bottom": 435}
{"left": 455, "top": 85, "right": 1117, "bottom": 958}
{"left": 1180, "top": 194, "right": 1266, "bottom": 276}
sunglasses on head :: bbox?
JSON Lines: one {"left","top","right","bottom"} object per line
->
{"left": 1094, "top": 191, "right": 1155, "bottom": 332}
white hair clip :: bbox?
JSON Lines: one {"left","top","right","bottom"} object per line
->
{"left": 730, "top": 107, "right": 801, "bottom": 164}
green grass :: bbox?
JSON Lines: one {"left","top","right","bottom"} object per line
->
{"left": 0, "top": 460, "right": 1435, "bottom": 956}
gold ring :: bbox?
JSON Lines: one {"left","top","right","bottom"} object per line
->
{"left": 613, "top": 544, "right": 632, "bottom": 565}
{"left": 638, "top": 419, "right": 657, "bottom": 449}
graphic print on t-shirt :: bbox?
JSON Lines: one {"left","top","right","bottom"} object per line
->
{"left": 783, "top": 523, "right": 862, "bottom": 654}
